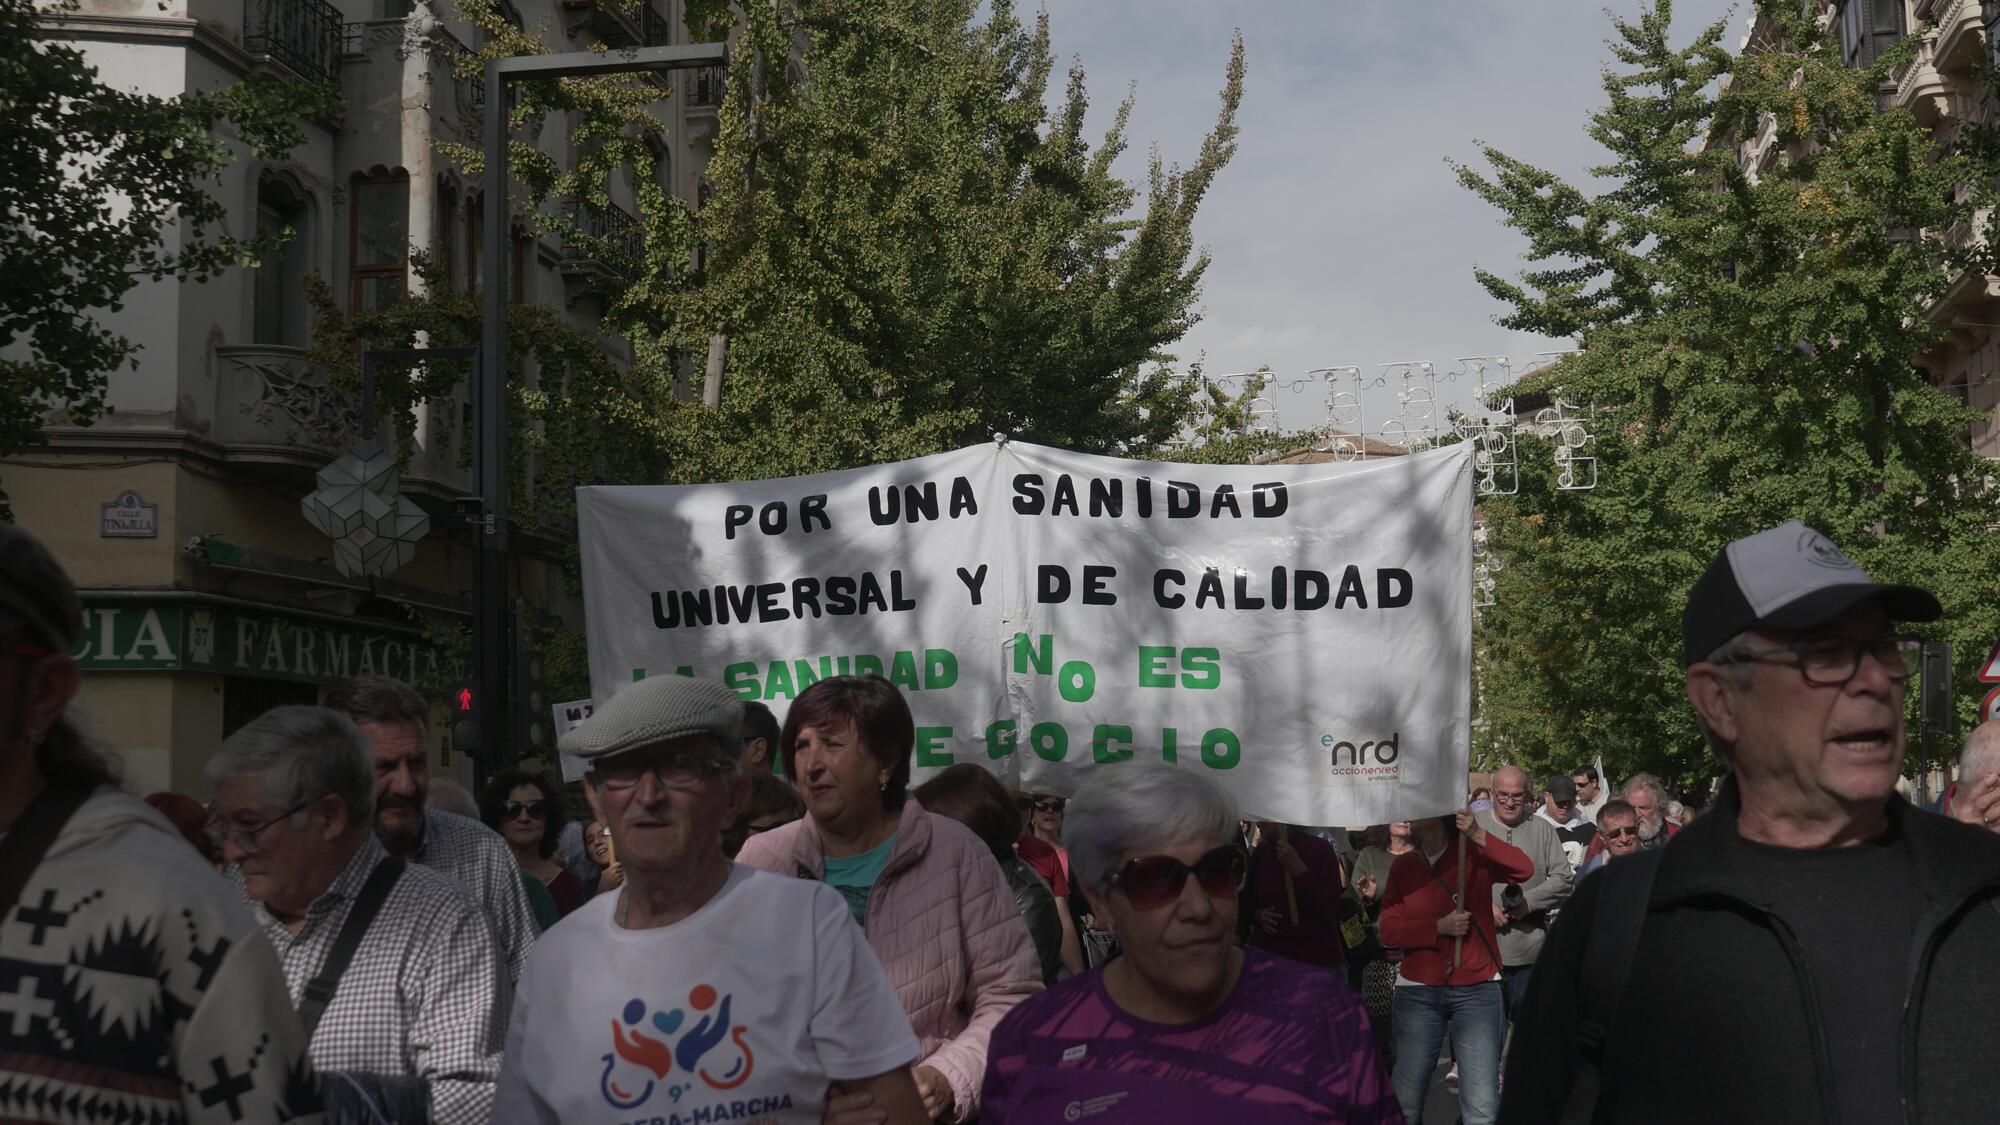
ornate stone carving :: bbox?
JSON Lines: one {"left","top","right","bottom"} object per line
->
{"left": 216, "top": 345, "right": 352, "bottom": 449}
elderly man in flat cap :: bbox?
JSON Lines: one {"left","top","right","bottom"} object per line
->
{"left": 491, "top": 675, "right": 929, "bottom": 1124}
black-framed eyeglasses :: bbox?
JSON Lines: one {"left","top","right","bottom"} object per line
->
{"left": 1711, "top": 635, "right": 1919, "bottom": 687}
{"left": 502, "top": 799, "right": 550, "bottom": 820}
{"left": 1493, "top": 791, "right": 1528, "bottom": 805}
{"left": 206, "top": 800, "right": 310, "bottom": 856}
{"left": 594, "top": 750, "right": 733, "bottom": 792}
{"left": 1108, "top": 844, "right": 1247, "bottom": 912}
{"left": 1031, "top": 798, "right": 1065, "bottom": 814}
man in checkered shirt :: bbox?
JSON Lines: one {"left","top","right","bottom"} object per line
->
{"left": 325, "top": 676, "right": 538, "bottom": 986}
{"left": 211, "top": 705, "right": 506, "bottom": 1125}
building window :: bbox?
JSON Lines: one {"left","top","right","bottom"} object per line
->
{"left": 513, "top": 228, "right": 531, "bottom": 304}
{"left": 438, "top": 184, "right": 461, "bottom": 291}
{"left": 351, "top": 170, "right": 410, "bottom": 313}
{"left": 222, "top": 676, "right": 319, "bottom": 739}
{"left": 465, "top": 193, "right": 482, "bottom": 295}
{"left": 253, "top": 175, "right": 312, "bottom": 346}
{"left": 459, "top": 196, "right": 530, "bottom": 302}
{"left": 1840, "top": 0, "right": 1906, "bottom": 71}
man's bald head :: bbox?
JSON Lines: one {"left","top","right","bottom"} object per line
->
{"left": 1958, "top": 721, "right": 2000, "bottom": 791}
{"left": 1492, "top": 765, "right": 1532, "bottom": 826}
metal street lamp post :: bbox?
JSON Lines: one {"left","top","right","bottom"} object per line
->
{"left": 477, "top": 42, "right": 728, "bottom": 781}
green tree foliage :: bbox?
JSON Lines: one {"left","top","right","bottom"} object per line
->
{"left": 371, "top": 0, "right": 1243, "bottom": 501}
{"left": 1455, "top": 0, "right": 2000, "bottom": 791}
{"left": 651, "top": 0, "right": 1245, "bottom": 481}
{"left": 0, "top": 0, "right": 334, "bottom": 513}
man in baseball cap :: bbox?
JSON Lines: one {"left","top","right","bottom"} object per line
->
{"left": 1502, "top": 521, "right": 2000, "bottom": 1124}
{"left": 492, "top": 674, "right": 927, "bottom": 1124}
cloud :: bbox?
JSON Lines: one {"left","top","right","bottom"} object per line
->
{"left": 1039, "top": 0, "right": 1743, "bottom": 432}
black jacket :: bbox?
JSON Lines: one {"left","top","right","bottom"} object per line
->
{"left": 1500, "top": 780, "right": 2000, "bottom": 1124}
{"left": 1003, "top": 856, "right": 1064, "bottom": 985}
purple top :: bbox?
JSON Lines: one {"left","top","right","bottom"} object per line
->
{"left": 979, "top": 947, "right": 1403, "bottom": 1124}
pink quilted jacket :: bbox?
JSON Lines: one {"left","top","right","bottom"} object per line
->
{"left": 736, "top": 800, "right": 1042, "bottom": 1118}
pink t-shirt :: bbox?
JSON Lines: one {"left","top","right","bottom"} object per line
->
{"left": 979, "top": 948, "right": 1402, "bottom": 1124}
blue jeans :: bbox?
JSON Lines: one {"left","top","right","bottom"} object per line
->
{"left": 1502, "top": 963, "right": 1534, "bottom": 1021}
{"left": 1391, "top": 982, "right": 1504, "bottom": 1125}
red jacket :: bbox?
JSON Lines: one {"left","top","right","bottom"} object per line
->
{"left": 1244, "top": 831, "right": 1346, "bottom": 969}
{"left": 1378, "top": 832, "right": 1532, "bottom": 987}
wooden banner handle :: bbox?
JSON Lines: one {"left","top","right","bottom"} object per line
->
{"left": 1278, "top": 825, "right": 1299, "bottom": 926}
{"left": 1452, "top": 830, "right": 1467, "bottom": 971}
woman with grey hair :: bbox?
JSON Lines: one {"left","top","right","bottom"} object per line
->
{"left": 978, "top": 765, "right": 1400, "bottom": 1123}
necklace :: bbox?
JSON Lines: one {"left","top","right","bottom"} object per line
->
{"left": 617, "top": 887, "right": 629, "bottom": 928}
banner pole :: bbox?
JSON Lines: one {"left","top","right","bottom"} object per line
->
{"left": 1278, "top": 824, "right": 1299, "bottom": 926}
{"left": 1452, "top": 828, "right": 1467, "bottom": 971}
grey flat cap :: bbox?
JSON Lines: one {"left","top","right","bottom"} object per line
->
{"left": 560, "top": 674, "right": 745, "bottom": 761}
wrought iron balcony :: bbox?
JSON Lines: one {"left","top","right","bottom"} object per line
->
{"left": 244, "top": 0, "right": 344, "bottom": 84}
{"left": 558, "top": 199, "right": 644, "bottom": 278}
{"left": 562, "top": 0, "right": 671, "bottom": 50}
{"left": 684, "top": 65, "right": 725, "bottom": 109}
{"left": 638, "top": 2, "right": 671, "bottom": 47}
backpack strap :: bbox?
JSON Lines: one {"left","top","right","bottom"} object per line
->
{"left": 0, "top": 783, "right": 92, "bottom": 920}
{"left": 1558, "top": 847, "right": 1663, "bottom": 1125}
{"left": 298, "top": 857, "right": 405, "bottom": 1039}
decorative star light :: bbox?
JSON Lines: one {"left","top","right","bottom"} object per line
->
{"left": 301, "top": 440, "right": 432, "bottom": 578}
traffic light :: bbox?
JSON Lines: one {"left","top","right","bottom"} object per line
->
{"left": 449, "top": 680, "right": 481, "bottom": 755}
{"left": 514, "top": 601, "right": 550, "bottom": 756}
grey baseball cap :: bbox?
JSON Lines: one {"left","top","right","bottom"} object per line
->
{"left": 1682, "top": 520, "right": 1940, "bottom": 665}
{"left": 0, "top": 523, "right": 82, "bottom": 653}
{"left": 559, "top": 674, "right": 745, "bottom": 761}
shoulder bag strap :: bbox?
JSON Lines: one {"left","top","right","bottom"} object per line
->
{"left": 298, "top": 857, "right": 405, "bottom": 1039}
{"left": 0, "top": 783, "right": 92, "bottom": 920}
{"left": 1558, "top": 847, "right": 1663, "bottom": 1125}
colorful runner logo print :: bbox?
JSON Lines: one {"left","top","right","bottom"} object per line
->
{"left": 599, "top": 985, "right": 755, "bottom": 1110}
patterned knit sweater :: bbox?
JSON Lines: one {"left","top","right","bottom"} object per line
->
{"left": 0, "top": 788, "right": 323, "bottom": 1124}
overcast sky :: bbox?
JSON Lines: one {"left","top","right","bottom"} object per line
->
{"left": 1038, "top": 0, "right": 1744, "bottom": 433}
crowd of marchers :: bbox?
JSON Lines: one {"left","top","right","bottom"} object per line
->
{"left": 8, "top": 515, "right": 2000, "bottom": 1125}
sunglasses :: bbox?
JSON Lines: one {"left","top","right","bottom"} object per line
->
{"left": 1601, "top": 826, "right": 1639, "bottom": 839}
{"left": 1108, "top": 844, "right": 1246, "bottom": 912}
{"left": 503, "top": 799, "right": 550, "bottom": 820}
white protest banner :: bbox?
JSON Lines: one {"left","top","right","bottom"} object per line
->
{"left": 553, "top": 699, "right": 595, "bottom": 782}
{"left": 576, "top": 439, "right": 1471, "bottom": 825}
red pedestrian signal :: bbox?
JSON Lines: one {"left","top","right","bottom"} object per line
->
{"left": 448, "top": 680, "right": 481, "bottom": 756}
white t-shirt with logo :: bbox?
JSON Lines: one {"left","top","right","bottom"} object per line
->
{"left": 493, "top": 863, "right": 920, "bottom": 1125}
